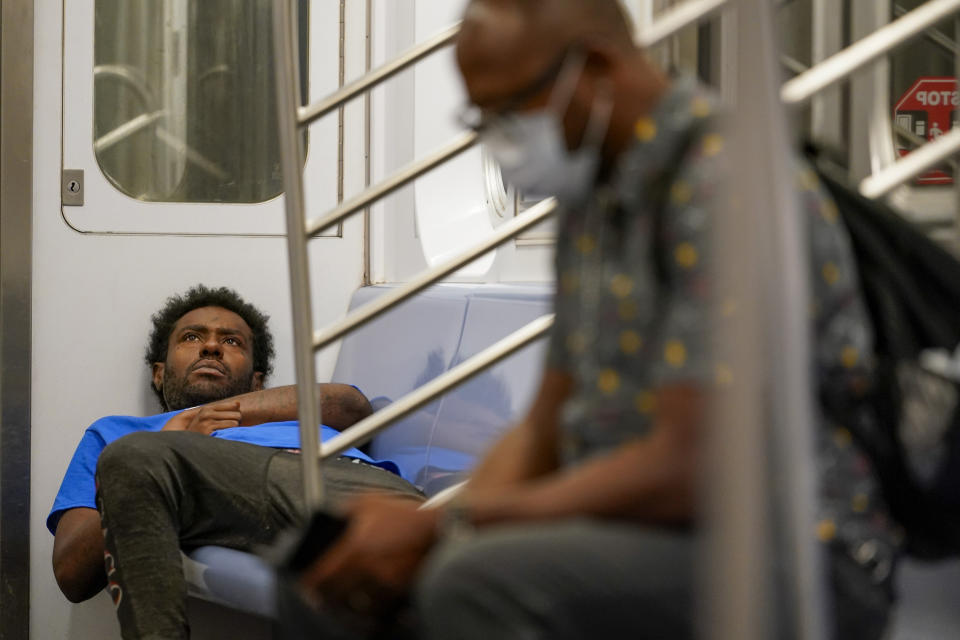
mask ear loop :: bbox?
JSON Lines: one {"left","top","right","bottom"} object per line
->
{"left": 580, "top": 77, "right": 614, "bottom": 155}
{"left": 547, "top": 49, "right": 588, "bottom": 117}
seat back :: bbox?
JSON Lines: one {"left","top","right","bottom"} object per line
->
{"left": 332, "top": 284, "right": 551, "bottom": 493}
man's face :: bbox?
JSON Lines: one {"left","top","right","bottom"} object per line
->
{"left": 152, "top": 306, "right": 264, "bottom": 411}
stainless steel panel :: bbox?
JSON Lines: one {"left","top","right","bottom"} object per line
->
{"left": 1, "top": 0, "right": 35, "bottom": 637}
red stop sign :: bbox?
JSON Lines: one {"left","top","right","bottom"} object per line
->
{"left": 893, "top": 77, "right": 958, "bottom": 185}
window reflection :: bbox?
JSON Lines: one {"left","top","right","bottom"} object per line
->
{"left": 94, "top": 0, "right": 308, "bottom": 203}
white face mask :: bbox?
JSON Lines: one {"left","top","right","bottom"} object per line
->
{"left": 483, "top": 53, "right": 613, "bottom": 205}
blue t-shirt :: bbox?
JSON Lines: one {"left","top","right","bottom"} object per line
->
{"left": 47, "top": 411, "right": 398, "bottom": 535}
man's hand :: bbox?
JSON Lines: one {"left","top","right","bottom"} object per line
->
{"left": 299, "top": 495, "right": 438, "bottom": 615}
{"left": 162, "top": 401, "right": 242, "bottom": 435}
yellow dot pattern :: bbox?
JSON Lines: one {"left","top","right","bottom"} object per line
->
{"left": 560, "top": 271, "right": 579, "bottom": 294}
{"left": 619, "top": 330, "right": 643, "bottom": 355}
{"left": 566, "top": 331, "right": 587, "bottom": 355}
{"left": 618, "top": 300, "right": 639, "bottom": 321}
{"left": 664, "top": 340, "right": 688, "bottom": 368}
{"left": 610, "top": 274, "right": 634, "bottom": 298}
{"left": 715, "top": 363, "right": 734, "bottom": 387}
{"left": 635, "top": 390, "right": 657, "bottom": 414}
{"left": 671, "top": 181, "right": 693, "bottom": 205}
{"left": 816, "top": 519, "right": 837, "bottom": 542}
{"left": 576, "top": 235, "right": 596, "bottom": 255}
{"left": 833, "top": 427, "right": 852, "bottom": 449}
{"left": 702, "top": 134, "right": 724, "bottom": 157}
{"left": 674, "top": 243, "right": 699, "bottom": 269}
{"left": 635, "top": 117, "right": 658, "bottom": 142}
{"left": 690, "top": 96, "right": 711, "bottom": 119}
{"left": 721, "top": 298, "right": 738, "bottom": 318}
{"left": 820, "top": 199, "right": 839, "bottom": 224}
{"left": 840, "top": 346, "right": 859, "bottom": 369}
{"left": 822, "top": 262, "right": 840, "bottom": 286}
{"left": 851, "top": 493, "right": 869, "bottom": 513}
{"left": 597, "top": 369, "right": 621, "bottom": 395}
{"left": 798, "top": 168, "right": 819, "bottom": 191}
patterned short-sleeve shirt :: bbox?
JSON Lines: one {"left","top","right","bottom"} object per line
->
{"left": 549, "top": 77, "right": 899, "bottom": 583}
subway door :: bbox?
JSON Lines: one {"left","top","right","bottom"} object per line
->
{"left": 32, "top": 1, "right": 368, "bottom": 638}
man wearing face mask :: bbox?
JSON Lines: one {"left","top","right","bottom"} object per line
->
{"left": 297, "top": 1, "right": 898, "bottom": 638}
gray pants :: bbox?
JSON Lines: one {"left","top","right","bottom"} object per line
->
{"left": 416, "top": 521, "right": 696, "bottom": 640}
{"left": 95, "top": 430, "right": 423, "bottom": 640}
{"left": 414, "top": 521, "right": 892, "bottom": 640}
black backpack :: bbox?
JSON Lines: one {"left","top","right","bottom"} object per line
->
{"left": 810, "top": 151, "right": 960, "bottom": 559}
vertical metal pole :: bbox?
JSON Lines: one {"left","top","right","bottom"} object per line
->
{"left": 0, "top": 0, "right": 34, "bottom": 636}
{"left": 362, "top": 0, "right": 373, "bottom": 286}
{"left": 337, "top": 0, "right": 347, "bottom": 209}
{"left": 811, "top": 0, "right": 844, "bottom": 146}
{"left": 954, "top": 15, "right": 960, "bottom": 243}
{"left": 848, "top": 1, "right": 895, "bottom": 184}
{"left": 704, "top": 0, "right": 824, "bottom": 638}
{"left": 272, "top": 0, "right": 324, "bottom": 511}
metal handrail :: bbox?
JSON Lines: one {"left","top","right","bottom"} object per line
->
{"left": 271, "top": 0, "right": 764, "bottom": 513}
{"left": 320, "top": 315, "right": 555, "bottom": 458}
{"left": 312, "top": 198, "right": 558, "bottom": 352}
{"left": 893, "top": 123, "right": 958, "bottom": 171}
{"left": 291, "top": 0, "right": 732, "bottom": 240}
{"left": 299, "top": 0, "right": 733, "bottom": 134}
{"left": 780, "top": 55, "right": 809, "bottom": 76}
{"left": 307, "top": 131, "right": 479, "bottom": 237}
{"left": 781, "top": 0, "right": 960, "bottom": 105}
{"left": 94, "top": 111, "right": 165, "bottom": 153}
{"left": 298, "top": 22, "right": 461, "bottom": 128}
{"left": 153, "top": 129, "right": 231, "bottom": 181}
{"left": 860, "top": 127, "right": 960, "bottom": 198}
{"left": 894, "top": 2, "right": 959, "bottom": 54}
{"left": 94, "top": 64, "right": 157, "bottom": 111}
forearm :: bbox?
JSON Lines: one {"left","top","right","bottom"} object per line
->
{"left": 468, "top": 436, "right": 696, "bottom": 528}
{"left": 465, "top": 421, "right": 559, "bottom": 491}
{"left": 465, "top": 384, "right": 703, "bottom": 528}
{"left": 52, "top": 508, "right": 107, "bottom": 602}
{"left": 231, "top": 383, "right": 372, "bottom": 429}
{"left": 465, "top": 368, "right": 571, "bottom": 491}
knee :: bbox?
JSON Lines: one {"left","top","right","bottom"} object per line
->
{"left": 96, "top": 431, "right": 182, "bottom": 487}
{"left": 416, "top": 540, "right": 496, "bottom": 638}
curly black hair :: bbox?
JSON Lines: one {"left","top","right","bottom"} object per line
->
{"left": 145, "top": 285, "right": 276, "bottom": 408}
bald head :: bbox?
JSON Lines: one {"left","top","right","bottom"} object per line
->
{"left": 456, "top": 0, "right": 635, "bottom": 107}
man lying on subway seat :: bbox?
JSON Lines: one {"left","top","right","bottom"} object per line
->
{"left": 48, "top": 284, "right": 422, "bottom": 640}
{"left": 288, "top": 2, "right": 899, "bottom": 640}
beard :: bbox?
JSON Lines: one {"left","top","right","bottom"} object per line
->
{"left": 162, "top": 363, "right": 257, "bottom": 411}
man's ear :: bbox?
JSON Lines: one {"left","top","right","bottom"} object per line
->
{"left": 152, "top": 363, "right": 165, "bottom": 392}
{"left": 252, "top": 371, "right": 265, "bottom": 392}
